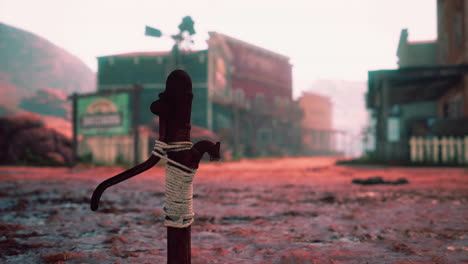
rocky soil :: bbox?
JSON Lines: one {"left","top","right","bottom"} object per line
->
{"left": 0, "top": 157, "right": 467, "bottom": 263}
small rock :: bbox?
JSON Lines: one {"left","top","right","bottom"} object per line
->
{"left": 352, "top": 176, "right": 409, "bottom": 185}
{"left": 98, "top": 221, "right": 113, "bottom": 228}
{"left": 105, "top": 235, "right": 127, "bottom": 244}
{"left": 319, "top": 193, "right": 336, "bottom": 203}
{"left": 391, "top": 242, "right": 415, "bottom": 255}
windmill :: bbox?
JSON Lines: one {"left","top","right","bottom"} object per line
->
{"left": 145, "top": 16, "right": 196, "bottom": 67}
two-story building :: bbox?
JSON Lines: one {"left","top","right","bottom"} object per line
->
{"left": 366, "top": 0, "right": 468, "bottom": 162}
{"left": 298, "top": 92, "right": 336, "bottom": 155}
{"left": 79, "top": 32, "right": 302, "bottom": 163}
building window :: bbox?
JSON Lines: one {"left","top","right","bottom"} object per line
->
{"left": 455, "top": 9, "right": 463, "bottom": 48}
{"left": 387, "top": 117, "right": 400, "bottom": 142}
{"left": 255, "top": 93, "right": 264, "bottom": 106}
{"left": 198, "top": 54, "right": 205, "bottom": 64}
{"left": 235, "top": 89, "right": 244, "bottom": 104}
{"left": 444, "top": 94, "right": 464, "bottom": 119}
{"left": 274, "top": 96, "right": 279, "bottom": 106}
{"left": 245, "top": 100, "right": 251, "bottom": 110}
{"left": 216, "top": 113, "right": 231, "bottom": 129}
{"left": 257, "top": 128, "right": 272, "bottom": 146}
{"left": 440, "top": 33, "right": 449, "bottom": 63}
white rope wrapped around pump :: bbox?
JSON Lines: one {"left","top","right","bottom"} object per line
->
{"left": 152, "top": 140, "right": 197, "bottom": 228}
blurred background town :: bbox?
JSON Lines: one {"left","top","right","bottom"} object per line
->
{"left": 0, "top": 0, "right": 466, "bottom": 167}
{"left": 1, "top": 1, "right": 468, "bottom": 263}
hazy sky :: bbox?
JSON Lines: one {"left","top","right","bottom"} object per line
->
{"left": 1, "top": 0, "right": 436, "bottom": 98}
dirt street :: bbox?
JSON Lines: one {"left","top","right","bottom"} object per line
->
{"left": 1, "top": 157, "right": 467, "bottom": 263}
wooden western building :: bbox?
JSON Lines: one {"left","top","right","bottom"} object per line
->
{"left": 298, "top": 92, "right": 339, "bottom": 155}
{"left": 92, "top": 32, "right": 303, "bottom": 160}
{"left": 366, "top": 0, "right": 468, "bottom": 162}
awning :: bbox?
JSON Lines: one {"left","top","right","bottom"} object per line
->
{"left": 368, "top": 64, "right": 468, "bottom": 107}
{"left": 388, "top": 76, "right": 462, "bottom": 105}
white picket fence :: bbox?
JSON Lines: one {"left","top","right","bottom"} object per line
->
{"left": 409, "top": 136, "right": 468, "bottom": 165}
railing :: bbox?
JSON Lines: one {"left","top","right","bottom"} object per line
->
{"left": 409, "top": 136, "right": 468, "bottom": 165}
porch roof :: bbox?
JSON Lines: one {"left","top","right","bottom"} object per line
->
{"left": 367, "top": 64, "right": 468, "bottom": 108}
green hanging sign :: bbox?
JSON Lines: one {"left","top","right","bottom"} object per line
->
{"left": 77, "top": 93, "right": 131, "bottom": 135}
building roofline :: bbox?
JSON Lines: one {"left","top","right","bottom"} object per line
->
{"left": 97, "top": 49, "right": 205, "bottom": 59}
{"left": 299, "top": 91, "right": 332, "bottom": 102}
{"left": 369, "top": 64, "right": 468, "bottom": 75}
{"left": 396, "top": 28, "right": 437, "bottom": 56}
{"left": 407, "top": 40, "right": 437, "bottom": 45}
{"left": 208, "top": 31, "right": 290, "bottom": 61}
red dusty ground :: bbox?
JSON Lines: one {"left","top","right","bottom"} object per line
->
{"left": 0, "top": 157, "right": 467, "bottom": 263}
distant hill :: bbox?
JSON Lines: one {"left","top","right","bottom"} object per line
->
{"left": 19, "top": 88, "right": 71, "bottom": 120}
{"left": 0, "top": 22, "right": 95, "bottom": 118}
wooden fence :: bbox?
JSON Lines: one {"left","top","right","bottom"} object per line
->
{"left": 409, "top": 136, "right": 468, "bottom": 165}
{"left": 78, "top": 132, "right": 149, "bottom": 165}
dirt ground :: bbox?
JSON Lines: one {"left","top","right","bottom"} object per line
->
{"left": 1, "top": 157, "right": 467, "bottom": 264}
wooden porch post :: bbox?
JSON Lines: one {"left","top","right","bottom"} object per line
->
{"left": 132, "top": 84, "right": 143, "bottom": 166}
